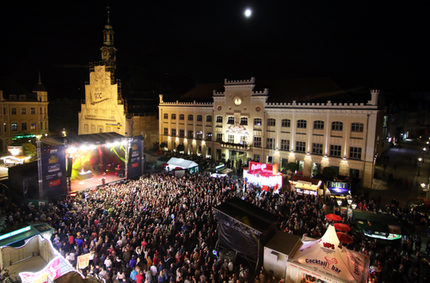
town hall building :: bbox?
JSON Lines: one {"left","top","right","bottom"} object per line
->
{"left": 158, "top": 77, "right": 381, "bottom": 188}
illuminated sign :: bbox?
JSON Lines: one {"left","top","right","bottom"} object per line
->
{"left": 305, "top": 257, "right": 341, "bottom": 273}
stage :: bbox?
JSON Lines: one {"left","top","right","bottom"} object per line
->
{"left": 70, "top": 171, "right": 124, "bottom": 192}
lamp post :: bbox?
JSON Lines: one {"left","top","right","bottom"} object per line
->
{"left": 417, "top": 157, "right": 423, "bottom": 177}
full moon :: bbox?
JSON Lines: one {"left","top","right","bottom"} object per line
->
{"left": 244, "top": 8, "right": 252, "bottom": 18}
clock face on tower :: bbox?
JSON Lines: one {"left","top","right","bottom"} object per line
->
{"left": 233, "top": 96, "right": 242, "bottom": 106}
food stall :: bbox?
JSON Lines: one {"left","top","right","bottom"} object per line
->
{"left": 243, "top": 161, "right": 283, "bottom": 192}
{"left": 288, "top": 175, "right": 323, "bottom": 196}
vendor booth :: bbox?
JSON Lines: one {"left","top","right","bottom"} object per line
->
{"left": 286, "top": 225, "right": 369, "bottom": 283}
{"left": 352, "top": 210, "right": 402, "bottom": 241}
{"left": 326, "top": 181, "right": 352, "bottom": 199}
{"left": 243, "top": 161, "right": 283, "bottom": 192}
{"left": 289, "top": 175, "right": 323, "bottom": 196}
{"left": 0, "top": 234, "right": 76, "bottom": 282}
{"left": 166, "top": 157, "right": 199, "bottom": 177}
{"left": 263, "top": 231, "right": 301, "bottom": 278}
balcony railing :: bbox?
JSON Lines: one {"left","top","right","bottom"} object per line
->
{"left": 219, "top": 141, "right": 250, "bottom": 151}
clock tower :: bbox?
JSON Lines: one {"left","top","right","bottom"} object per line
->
{"left": 100, "top": 5, "right": 117, "bottom": 67}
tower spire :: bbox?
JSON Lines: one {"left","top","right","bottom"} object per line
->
{"left": 106, "top": 5, "right": 111, "bottom": 25}
{"left": 100, "top": 2, "right": 117, "bottom": 66}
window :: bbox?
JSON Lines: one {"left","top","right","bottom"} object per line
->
{"left": 21, "top": 108, "right": 26, "bottom": 115}
{"left": 216, "top": 133, "right": 223, "bottom": 142}
{"left": 227, "top": 116, "right": 234, "bottom": 124}
{"left": 196, "top": 131, "right": 203, "bottom": 139}
{"left": 312, "top": 143, "right": 323, "bottom": 155}
{"left": 11, "top": 108, "right": 16, "bottom": 115}
{"left": 206, "top": 132, "right": 212, "bottom": 141}
{"left": 206, "top": 115, "right": 212, "bottom": 122}
{"left": 228, "top": 135, "right": 234, "bottom": 143}
{"left": 266, "top": 138, "right": 275, "bottom": 149}
{"left": 21, "top": 123, "right": 27, "bottom": 131}
{"left": 254, "top": 118, "right": 262, "bottom": 126}
{"left": 30, "top": 107, "right": 35, "bottom": 115}
{"left": 171, "top": 114, "right": 176, "bottom": 120}
{"left": 296, "top": 141, "right": 306, "bottom": 153}
{"left": 164, "top": 128, "right": 168, "bottom": 135}
{"left": 240, "top": 136, "right": 248, "bottom": 145}
{"left": 349, "top": 147, "right": 362, "bottom": 160}
{"left": 280, "top": 139, "right": 289, "bottom": 151}
{"left": 171, "top": 129, "right": 176, "bottom": 136}
{"left": 254, "top": 137, "right": 261, "bottom": 148}
{"left": 216, "top": 116, "right": 223, "bottom": 123}
{"left": 330, "top": 145, "right": 342, "bottom": 157}
{"left": 179, "top": 114, "right": 184, "bottom": 120}
{"left": 297, "top": 120, "right": 307, "bottom": 129}
{"left": 11, "top": 123, "right": 18, "bottom": 131}
{"left": 281, "top": 119, "right": 290, "bottom": 127}
{"left": 179, "top": 129, "right": 185, "bottom": 137}
{"left": 254, "top": 154, "right": 260, "bottom": 162}
{"left": 331, "top": 121, "right": 343, "bottom": 131}
{"left": 267, "top": 118, "right": 276, "bottom": 126}
{"left": 40, "top": 107, "right": 42, "bottom": 114}
{"left": 31, "top": 123, "right": 36, "bottom": 130}
{"left": 240, "top": 117, "right": 248, "bottom": 125}
{"left": 41, "top": 122, "right": 43, "bottom": 130}
{"left": 3, "top": 108, "right": 5, "bottom": 115}
{"left": 197, "top": 115, "right": 202, "bottom": 122}
{"left": 188, "top": 115, "right": 193, "bottom": 121}
{"left": 313, "top": 120, "right": 324, "bottom": 130}
{"left": 163, "top": 113, "right": 168, "bottom": 119}
{"left": 188, "top": 130, "right": 193, "bottom": 138}
{"left": 351, "top": 122, "right": 364, "bottom": 132}
{"left": 267, "top": 156, "right": 273, "bottom": 164}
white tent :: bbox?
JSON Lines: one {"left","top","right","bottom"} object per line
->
{"left": 286, "top": 225, "right": 369, "bottom": 283}
{"left": 166, "top": 157, "right": 198, "bottom": 172}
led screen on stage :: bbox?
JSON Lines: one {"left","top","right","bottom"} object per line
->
{"left": 127, "top": 136, "right": 143, "bottom": 179}
{"left": 40, "top": 143, "right": 67, "bottom": 198}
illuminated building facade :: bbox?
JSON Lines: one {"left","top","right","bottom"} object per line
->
{"left": 78, "top": 6, "right": 130, "bottom": 137}
{"left": 78, "top": 6, "right": 158, "bottom": 147}
{"left": 158, "top": 77, "right": 381, "bottom": 187}
{"left": 0, "top": 75, "right": 49, "bottom": 153}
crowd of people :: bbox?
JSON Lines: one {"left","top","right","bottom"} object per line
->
{"left": 1, "top": 171, "right": 430, "bottom": 282}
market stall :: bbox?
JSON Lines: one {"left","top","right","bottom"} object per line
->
{"left": 288, "top": 175, "right": 323, "bottom": 196}
{"left": 286, "top": 225, "right": 369, "bottom": 283}
{"left": 166, "top": 157, "right": 199, "bottom": 176}
{"left": 243, "top": 161, "right": 283, "bottom": 192}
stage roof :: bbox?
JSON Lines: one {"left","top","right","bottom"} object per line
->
{"left": 65, "top": 132, "right": 126, "bottom": 145}
{"left": 214, "top": 197, "right": 278, "bottom": 234}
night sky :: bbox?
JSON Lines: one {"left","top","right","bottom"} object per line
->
{"left": 1, "top": 0, "right": 429, "bottom": 100}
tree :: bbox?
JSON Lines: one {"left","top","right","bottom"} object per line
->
{"left": 22, "top": 143, "right": 37, "bottom": 160}
{"left": 159, "top": 142, "right": 168, "bottom": 150}
{"left": 322, "top": 166, "right": 338, "bottom": 181}
{"left": 285, "top": 162, "right": 299, "bottom": 172}
{"left": 176, "top": 144, "right": 185, "bottom": 152}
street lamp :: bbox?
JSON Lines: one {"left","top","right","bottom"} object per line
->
{"left": 336, "top": 199, "right": 342, "bottom": 206}
{"left": 351, "top": 203, "right": 357, "bottom": 210}
{"left": 417, "top": 157, "right": 423, "bottom": 176}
